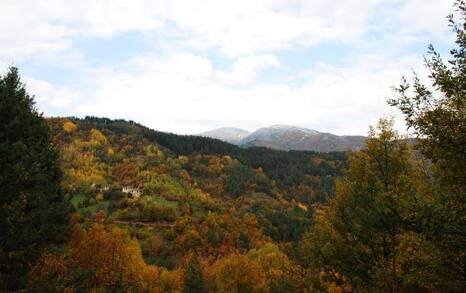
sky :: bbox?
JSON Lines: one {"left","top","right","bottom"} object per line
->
{"left": 0, "top": 0, "right": 456, "bottom": 135}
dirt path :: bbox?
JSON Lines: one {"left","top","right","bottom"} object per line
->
{"left": 115, "top": 220, "right": 174, "bottom": 228}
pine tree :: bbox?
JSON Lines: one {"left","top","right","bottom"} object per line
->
{"left": 0, "top": 67, "right": 70, "bottom": 290}
{"left": 183, "top": 255, "right": 206, "bottom": 293}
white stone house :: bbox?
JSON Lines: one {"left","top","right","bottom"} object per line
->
{"left": 122, "top": 186, "right": 142, "bottom": 198}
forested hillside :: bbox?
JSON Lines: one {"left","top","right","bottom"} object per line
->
{"left": 52, "top": 116, "right": 343, "bottom": 211}
{"left": 31, "top": 116, "right": 344, "bottom": 291}
{"left": 1, "top": 1, "right": 465, "bottom": 292}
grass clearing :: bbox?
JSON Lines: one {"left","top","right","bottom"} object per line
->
{"left": 79, "top": 200, "right": 110, "bottom": 214}
{"left": 152, "top": 196, "right": 178, "bottom": 207}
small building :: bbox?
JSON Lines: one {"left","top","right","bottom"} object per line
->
{"left": 122, "top": 186, "right": 142, "bottom": 198}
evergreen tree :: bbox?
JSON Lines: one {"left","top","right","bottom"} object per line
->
{"left": 183, "top": 255, "right": 207, "bottom": 293}
{"left": 0, "top": 67, "right": 70, "bottom": 290}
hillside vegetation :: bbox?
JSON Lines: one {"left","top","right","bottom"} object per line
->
{"left": 0, "top": 1, "right": 465, "bottom": 292}
{"left": 30, "top": 116, "right": 343, "bottom": 291}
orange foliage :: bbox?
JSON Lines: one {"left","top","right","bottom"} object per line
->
{"left": 32, "top": 222, "right": 182, "bottom": 292}
{"left": 208, "top": 254, "right": 269, "bottom": 293}
{"left": 311, "top": 157, "right": 323, "bottom": 166}
{"left": 69, "top": 224, "right": 148, "bottom": 289}
{"left": 30, "top": 251, "right": 68, "bottom": 291}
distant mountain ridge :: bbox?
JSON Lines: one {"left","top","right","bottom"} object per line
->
{"left": 198, "top": 127, "right": 251, "bottom": 144}
{"left": 199, "top": 125, "right": 366, "bottom": 152}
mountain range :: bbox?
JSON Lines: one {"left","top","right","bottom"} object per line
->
{"left": 199, "top": 125, "right": 366, "bottom": 152}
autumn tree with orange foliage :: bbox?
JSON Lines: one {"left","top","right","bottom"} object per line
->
{"left": 32, "top": 213, "right": 182, "bottom": 292}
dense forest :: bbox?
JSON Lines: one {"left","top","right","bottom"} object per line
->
{"left": 0, "top": 1, "right": 465, "bottom": 292}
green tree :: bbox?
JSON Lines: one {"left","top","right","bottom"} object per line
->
{"left": 0, "top": 67, "right": 70, "bottom": 290}
{"left": 225, "top": 163, "right": 254, "bottom": 197}
{"left": 183, "top": 255, "right": 207, "bottom": 293}
{"left": 389, "top": 1, "right": 466, "bottom": 289}
{"left": 389, "top": 1, "right": 466, "bottom": 196}
{"left": 303, "top": 119, "right": 415, "bottom": 292}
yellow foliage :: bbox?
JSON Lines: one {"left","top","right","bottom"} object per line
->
{"left": 90, "top": 128, "right": 108, "bottom": 145}
{"left": 96, "top": 193, "right": 104, "bottom": 202}
{"left": 208, "top": 254, "right": 269, "bottom": 293}
{"left": 247, "top": 243, "right": 294, "bottom": 289}
{"left": 156, "top": 269, "right": 183, "bottom": 293}
{"left": 63, "top": 121, "right": 78, "bottom": 133}
{"left": 297, "top": 202, "right": 308, "bottom": 211}
{"left": 146, "top": 144, "right": 165, "bottom": 160}
{"left": 222, "top": 155, "right": 233, "bottom": 164}
{"left": 177, "top": 155, "right": 189, "bottom": 164}
{"left": 60, "top": 141, "right": 107, "bottom": 188}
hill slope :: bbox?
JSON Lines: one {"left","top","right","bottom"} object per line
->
{"left": 36, "top": 116, "right": 350, "bottom": 291}
{"left": 48, "top": 116, "right": 347, "bottom": 242}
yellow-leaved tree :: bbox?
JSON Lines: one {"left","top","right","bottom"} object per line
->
{"left": 208, "top": 254, "right": 269, "bottom": 293}
{"left": 63, "top": 121, "right": 78, "bottom": 133}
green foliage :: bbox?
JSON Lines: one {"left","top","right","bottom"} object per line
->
{"left": 152, "top": 196, "right": 179, "bottom": 207}
{"left": 302, "top": 119, "right": 415, "bottom": 292}
{"left": 2, "top": 2, "right": 464, "bottom": 291}
{"left": 207, "top": 227, "right": 220, "bottom": 246}
{"left": 252, "top": 203, "right": 313, "bottom": 242}
{"left": 300, "top": 3, "right": 466, "bottom": 290}
{"left": 183, "top": 255, "right": 207, "bottom": 293}
{"left": 389, "top": 0, "right": 465, "bottom": 196}
{"left": 71, "top": 116, "right": 344, "bottom": 203}
{"left": 225, "top": 163, "right": 264, "bottom": 197}
{"left": 0, "top": 67, "right": 70, "bottom": 290}
{"left": 70, "top": 193, "right": 86, "bottom": 208}
{"left": 237, "top": 232, "right": 252, "bottom": 250}
{"left": 388, "top": 1, "right": 466, "bottom": 289}
{"left": 144, "top": 174, "right": 191, "bottom": 200}
{"left": 141, "top": 204, "right": 177, "bottom": 222}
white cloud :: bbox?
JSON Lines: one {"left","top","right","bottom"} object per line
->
{"left": 216, "top": 55, "right": 280, "bottom": 86}
{"left": 148, "top": 0, "right": 387, "bottom": 56}
{"left": 25, "top": 77, "right": 77, "bottom": 113}
{"left": 397, "top": 0, "right": 452, "bottom": 36}
{"left": 0, "top": 0, "right": 455, "bottom": 136}
{"left": 68, "top": 50, "right": 426, "bottom": 135}
{"left": 0, "top": 0, "right": 165, "bottom": 60}
{"left": 0, "top": 0, "right": 453, "bottom": 61}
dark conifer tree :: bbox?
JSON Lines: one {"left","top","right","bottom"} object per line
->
{"left": 0, "top": 67, "right": 70, "bottom": 290}
{"left": 183, "top": 255, "right": 207, "bottom": 293}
